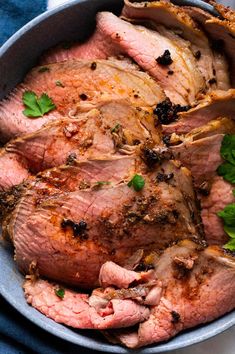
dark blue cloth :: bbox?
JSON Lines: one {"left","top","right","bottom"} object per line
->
{"left": 0, "top": 4, "right": 99, "bottom": 353}
{"left": 0, "top": 0, "right": 47, "bottom": 46}
{"left": 0, "top": 294, "right": 100, "bottom": 353}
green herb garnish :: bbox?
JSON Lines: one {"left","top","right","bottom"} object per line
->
{"left": 218, "top": 203, "right": 235, "bottom": 251}
{"left": 217, "top": 135, "right": 235, "bottom": 183}
{"left": 128, "top": 174, "right": 145, "bottom": 192}
{"left": 111, "top": 124, "right": 120, "bottom": 133}
{"left": 55, "top": 287, "right": 65, "bottom": 299}
{"left": 55, "top": 80, "right": 64, "bottom": 88}
{"left": 38, "top": 66, "right": 50, "bottom": 73}
{"left": 95, "top": 181, "right": 111, "bottom": 186}
{"left": 22, "top": 91, "right": 56, "bottom": 118}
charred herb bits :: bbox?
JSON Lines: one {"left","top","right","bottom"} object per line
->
{"left": 128, "top": 174, "right": 145, "bottom": 192}
{"left": 156, "top": 172, "right": 174, "bottom": 183}
{"left": 156, "top": 50, "right": 173, "bottom": 66}
{"left": 154, "top": 98, "right": 190, "bottom": 125}
{"left": 61, "top": 219, "right": 88, "bottom": 239}
{"left": 143, "top": 148, "right": 161, "bottom": 168}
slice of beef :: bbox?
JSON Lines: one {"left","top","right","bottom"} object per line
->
{"left": 99, "top": 261, "right": 155, "bottom": 289}
{"left": 171, "top": 118, "right": 235, "bottom": 187}
{"left": 40, "top": 29, "right": 120, "bottom": 64}
{"left": 201, "top": 176, "right": 234, "bottom": 245}
{"left": 172, "top": 134, "right": 224, "bottom": 187}
{"left": 163, "top": 89, "right": 235, "bottom": 135}
{"left": 0, "top": 151, "right": 30, "bottom": 192}
{"left": 8, "top": 159, "right": 202, "bottom": 289}
{"left": 23, "top": 240, "right": 235, "bottom": 346}
{"left": 42, "top": 11, "right": 205, "bottom": 105}
{"left": 182, "top": 117, "right": 235, "bottom": 142}
{"left": 122, "top": 0, "right": 230, "bottom": 90}
{"left": 106, "top": 240, "right": 235, "bottom": 348}
{"left": 171, "top": 118, "right": 235, "bottom": 245}
{"left": 23, "top": 278, "right": 150, "bottom": 329}
{"left": 95, "top": 12, "right": 204, "bottom": 105}
{"left": 0, "top": 59, "right": 164, "bottom": 143}
{"left": 184, "top": 3, "right": 235, "bottom": 86}
{"left": 0, "top": 100, "right": 159, "bottom": 191}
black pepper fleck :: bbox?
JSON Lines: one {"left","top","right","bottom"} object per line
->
{"left": 171, "top": 311, "right": 181, "bottom": 324}
{"left": 198, "top": 181, "right": 210, "bottom": 196}
{"left": 167, "top": 70, "right": 174, "bottom": 75}
{"left": 79, "top": 93, "right": 88, "bottom": 101}
{"left": 143, "top": 148, "right": 161, "bottom": 168}
{"left": 194, "top": 50, "right": 201, "bottom": 60}
{"left": 156, "top": 50, "right": 173, "bottom": 66}
{"left": 208, "top": 78, "right": 217, "bottom": 85}
{"left": 91, "top": 62, "right": 97, "bottom": 70}
{"left": 61, "top": 219, "right": 88, "bottom": 238}
{"left": 162, "top": 135, "right": 171, "bottom": 146}
{"left": 66, "top": 153, "right": 77, "bottom": 165}
{"left": 135, "top": 262, "right": 155, "bottom": 272}
{"left": 156, "top": 172, "right": 174, "bottom": 182}
{"left": 133, "top": 139, "right": 141, "bottom": 145}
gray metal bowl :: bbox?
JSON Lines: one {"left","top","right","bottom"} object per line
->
{"left": 0, "top": 0, "right": 234, "bottom": 352}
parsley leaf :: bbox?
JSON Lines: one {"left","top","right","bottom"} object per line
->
{"left": 217, "top": 162, "right": 235, "bottom": 184}
{"left": 111, "top": 124, "right": 120, "bottom": 133}
{"left": 128, "top": 174, "right": 145, "bottom": 192}
{"left": 54, "top": 287, "right": 65, "bottom": 299}
{"left": 224, "top": 238, "right": 235, "bottom": 251}
{"left": 220, "top": 135, "right": 235, "bottom": 165}
{"left": 218, "top": 203, "right": 235, "bottom": 251}
{"left": 22, "top": 91, "right": 56, "bottom": 118}
{"left": 217, "top": 135, "right": 235, "bottom": 184}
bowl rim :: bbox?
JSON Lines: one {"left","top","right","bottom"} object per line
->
{"left": 0, "top": 0, "right": 234, "bottom": 352}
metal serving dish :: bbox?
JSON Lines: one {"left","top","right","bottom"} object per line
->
{"left": 0, "top": 0, "right": 234, "bottom": 352}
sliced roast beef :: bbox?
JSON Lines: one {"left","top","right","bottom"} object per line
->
{"left": 184, "top": 2, "right": 235, "bottom": 86}
{"left": 8, "top": 158, "right": 202, "bottom": 289}
{"left": 40, "top": 29, "right": 120, "bottom": 64}
{"left": 182, "top": 117, "right": 235, "bottom": 142}
{"left": 105, "top": 240, "right": 235, "bottom": 348}
{"left": 172, "top": 134, "right": 224, "bottom": 187}
{"left": 163, "top": 89, "right": 235, "bottom": 135}
{"left": 24, "top": 240, "right": 235, "bottom": 346}
{"left": 0, "top": 100, "right": 159, "bottom": 191}
{"left": 23, "top": 278, "right": 150, "bottom": 329}
{"left": 171, "top": 118, "right": 235, "bottom": 245}
{"left": 0, "top": 59, "right": 164, "bottom": 143}
{"left": 0, "top": 151, "right": 30, "bottom": 192}
{"left": 122, "top": 0, "right": 230, "bottom": 90}
{"left": 42, "top": 10, "right": 205, "bottom": 105}
{"left": 94, "top": 12, "right": 205, "bottom": 105}
{"left": 171, "top": 118, "right": 235, "bottom": 187}
{"left": 201, "top": 176, "right": 234, "bottom": 245}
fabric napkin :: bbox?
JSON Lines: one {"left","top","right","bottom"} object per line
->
{"left": 0, "top": 0, "right": 46, "bottom": 46}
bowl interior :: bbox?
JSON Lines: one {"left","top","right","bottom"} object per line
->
{"left": 0, "top": 0, "right": 234, "bottom": 352}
